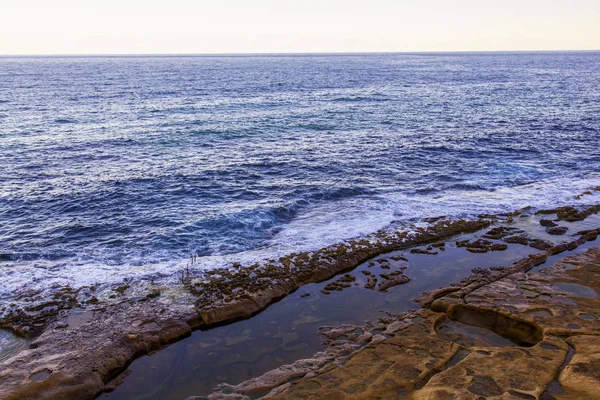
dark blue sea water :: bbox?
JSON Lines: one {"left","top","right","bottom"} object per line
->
{"left": 1, "top": 52, "right": 599, "bottom": 296}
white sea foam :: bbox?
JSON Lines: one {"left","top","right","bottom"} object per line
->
{"left": 1, "top": 172, "right": 599, "bottom": 303}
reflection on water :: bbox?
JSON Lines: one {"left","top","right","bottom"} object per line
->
{"left": 0, "top": 329, "right": 27, "bottom": 363}
{"left": 103, "top": 237, "right": 538, "bottom": 400}
{"left": 553, "top": 282, "right": 598, "bottom": 299}
{"left": 436, "top": 319, "right": 518, "bottom": 348}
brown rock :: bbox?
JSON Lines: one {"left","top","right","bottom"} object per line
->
{"left": 546, "top": 226, "right": 568, "bottom": 235}
{"left": 560, "top": 335, "right": 600, "bottom": 398}
{"left": 540, "top": 219, "right": 557, "bottom": 227}
{"left": 378, "top": 273, "right": 410, "bottom": 292}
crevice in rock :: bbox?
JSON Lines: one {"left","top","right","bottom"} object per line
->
{"left": 411, "top": 347, "right": 470, "bottom": 392}
{"left": 540, "top": 342, "right": 575, "bottom": 400}
{"left": 508, "top": 390, "right": 536, "bottom": 399}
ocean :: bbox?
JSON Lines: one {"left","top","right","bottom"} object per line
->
{"left": 1, "top": 52, "right": 599, "bottom": 299}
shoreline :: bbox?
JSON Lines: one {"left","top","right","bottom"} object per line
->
{"left": 0, "top": 199, "right": 599, "bottom": 399}
{"left": 2, "top": 177, "right": 600, "bottom": 305}
{"left": 209, "top": 240, "right": 600, "bottom": 399}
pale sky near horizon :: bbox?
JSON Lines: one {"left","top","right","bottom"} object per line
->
{"left": 1, "top": 0, "right": 599, "bottom": 55}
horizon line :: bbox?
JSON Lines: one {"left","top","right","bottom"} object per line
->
{"left": 1, "top": 49, "right": 599, "bottom": 58}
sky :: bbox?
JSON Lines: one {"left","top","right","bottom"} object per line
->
{"left": 1, "top": 0, "right": 599, "bottom": 55}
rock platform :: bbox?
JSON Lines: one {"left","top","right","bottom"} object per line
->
{"left": 214, "top": 243, "right": 600, "bottom": 399}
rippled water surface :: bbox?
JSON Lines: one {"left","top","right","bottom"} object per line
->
{"left": 1, "top": 52, "right": 599, "bottom": 296}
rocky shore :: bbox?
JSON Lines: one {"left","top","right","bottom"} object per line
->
{"left": 203, "top": 229, "right": 600, "bottom": 399}
{"left": 1, "top": 200, "right": 599, "bottom": 399}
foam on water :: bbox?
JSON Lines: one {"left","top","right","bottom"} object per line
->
{"left": 1, "top": 53, "right": 599, "bottom": 303}
{"left": 1, "top": 173, "right": 599, "bottom": 301}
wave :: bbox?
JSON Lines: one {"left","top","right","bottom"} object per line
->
{"left": 2, "top": 52, "right": 600, "bottom": 305}
{"left": 332, "top": 96, "right": 390, "bottom": 102}
{"left": 2, "top": 172, "right": 599, "bottom": 302}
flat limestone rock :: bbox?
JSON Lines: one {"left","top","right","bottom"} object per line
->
{"left": 214, "top": 245, "right": 600, "bottom": 400}
{"left": 2, "top": 217, "right": 599, "bottom": 400}
{"left": 263, "top": 310, "right": 459, "bottom": 399}
{"left": 412, "top": 337, "right": 568, "bottom": 399}
{"left": 0, "top": 218, "right": 492, "bottom": 400}
{"left": 0, "top": 300, "right": 200, "bottom": 400}
{"left": 434, "top": 246, "right": 600, "bottom": 338}
{"left": 413, "top": 245, "right": 600, "bottom": 399}
{"left": 560, "top": 335, "right": 600, "bottom": 398}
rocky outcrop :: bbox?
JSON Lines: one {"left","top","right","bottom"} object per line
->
{"left": 192, "top": 218, "right": 491, "bottom": 327}
{"left": 535, "top": 204, "right": 600, "bottom": 222}
{"left": 206, "top": 242, "right": 600, "bottom": 400}
{"left": 2, "top": 204, "right": 599, "bottom": 400}
{"left": 0, "top": 298, "right": 202, "bottom": 400}
{"left": 0, "top": 218, "right": 492, "bottom": 400}
{"left": 415, "top": 228, "right": 600, "bottom": 310}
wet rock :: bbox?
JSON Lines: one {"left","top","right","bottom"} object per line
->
{"left": 576, "top": 229, "right": 599, "bottom": 241}
{"left": 114, "top": 285, "right": 130, "bottom": 294}
{"left": 502, "top": 231, "right": 554, "bottom": 250}
{"left": 193, "top": 218, "right": 492, "bottom": 327}
{"left": 0, "top": 298, "right": 199, "bottom": 400}
{"left": 504, "top": 235, "right": 529, "bottom": 245}
{"left": 547, "top": 240, "right": 579, "bottom": 255}
{"left": 546, "top": 226, "right": 568, "bottom": 235}
{"left": 483, "top": 226, "right": 519, "bottom": 240}
{"left": 2, "top": 209, "right": 597, "bottom": 400}
{"left": 260, "top": 311, "right": 458, "bottom": 399}
{"left": 540, "top": 219, "right": 557, "bottom": 227}
{"left": 212, "top": 357, "right": 326, "bottom": 397}
{"left": 575, "top": 190, "right": 594, "bottom": 199}
{"left": 146, "top": 288, "right": 161, "bottom": 299}
{"left": 323, "top": 274, "right": 356, "bottom": 292}
{"left": 209, "top": 322, "right": 384, "bottom": 399}
{"left": 417, "top": 227, "right": 600, "bottom": 311}
{"left": 260, "top": 246, "right": 600, "bottom": 400}
{"left": 378, "top": 273, "right": 410, "bottom": 292}
{"left": 456, "top": 239, "right": 508, "bottom": 253}
{"left": 364, "top": 276, "right": 377, "bottom": 290}
{"left": 414, "top": 246, "right": 600, "bottom": 397}
{"left": 410, "top": 248, "right": 438, "bottom": 255}
{"left": 204, "top": 237, "right": 600, "bottom": 400}
{"left": 413, "top": 337, "right": 567, "bottom": 399}
{"left": 528, "top": 238, "right": 554, "bottom": 251}
{"left": 466, "top": 247, "right": 487, "bottom": 253}
{"left": 536, "top": 205, "right": 600, "bottom": 222}
{"left": 0, "top": 286, "right": 93, "bottom": 337}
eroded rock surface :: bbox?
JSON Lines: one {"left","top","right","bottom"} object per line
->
{"left": 206, "top": 242, "right": 600, "bottom": 400}
{"left": 2, "top": 205, "right": 599, "bottom": 400}
{"left": 0, "top": 218, "right": 492, "bottom": 400}
{"left": 192, "top": 219, "right": 491, "bottom": 326}
{"left": 0, "top": 297, "right": 202, "bottom": 400}
{"left": 560, "top": 335, "right": 600, "bottom": 398}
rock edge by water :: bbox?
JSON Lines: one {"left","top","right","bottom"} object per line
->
{"left": 0, "top": 203, "right": 599, "bottom": 399}
{"left": 204, "top": 233, "right": 600, "bottom": 400}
